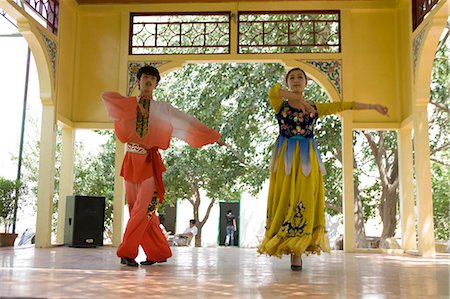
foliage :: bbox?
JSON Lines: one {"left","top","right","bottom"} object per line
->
{"left": 155, "top": 63, "right": 286, "bottom": 245}
{"left": 17, "top": 116, "right": 41, "bottom": 214}
{"left": 0, "top": 177, "right": 21, "bottom": 233}
{"left": 306, "top": 84, "right": 343, "bottom": 215}
{"left": 156, "top": 62, "right": 359, "bottom": 245}
{"left": 430, "top": 34, "right": 450, "bottom": 240}
{"left": 431, "top": 161, "right": 450, "bottom": 240}
{"left": 19, "top": 124, "right": 115, "bottom": 241}
{"left": 73, "top": 130, "right": 116, "bottom": 241}
{"left": 156, "top": 63, "right": 284, "bottom": 201}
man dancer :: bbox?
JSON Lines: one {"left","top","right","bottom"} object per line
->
{"left": 102, "top": 66, "right": 221, "bottom": 266}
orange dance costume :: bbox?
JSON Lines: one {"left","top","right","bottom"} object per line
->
{"left": 102, "top": 91, "right": 221, "bottom": 262}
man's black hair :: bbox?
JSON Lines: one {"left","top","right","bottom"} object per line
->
{"left": 189, "top": 219, "right": 196, "bottom": 225}
{"left": 137, "top": 65, "right": 161, "bottom": 83}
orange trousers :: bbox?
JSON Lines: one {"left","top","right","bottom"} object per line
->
{"left": 117, "top": 176, "right": 172, "bottom": 261}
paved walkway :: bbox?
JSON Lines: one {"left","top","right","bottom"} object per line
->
{"left": 0, "top": 246, "right": 449, "bottom": 298}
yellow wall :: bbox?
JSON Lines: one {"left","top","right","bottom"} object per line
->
{"left": 346, "top": 10, "right": 400, "bottom": 124}
{"left": 56, "top": 1, "right": 411, "bottom": 128}
{"left": 56, "top": 0, "right": 78, "bottom": 123}
{"left": 73, "top": 12, "right": 122, "bottom": 124}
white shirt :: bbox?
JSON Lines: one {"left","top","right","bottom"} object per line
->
{"left": 183, "top": 225, "right": 198, "bottom": 236}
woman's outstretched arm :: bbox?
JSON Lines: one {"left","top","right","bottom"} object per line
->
{"left": 353, "top": 102, "right": 389, "bottom": 116}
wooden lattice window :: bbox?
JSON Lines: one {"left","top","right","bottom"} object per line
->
{"left": 129, "top": 12, "right": 230, "bottom": 55}
{"left": 22, "top": 0, "right": 59, "bottom": 34}
{"left": 238, "top": 11, "right": 340, "bottom": 54}
{"left": 412, "top": 0, "right": 439, "bottom": 31}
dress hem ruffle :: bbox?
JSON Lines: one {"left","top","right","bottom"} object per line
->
{"left": 257, "top": 227, "right": 331, "bottom": 258}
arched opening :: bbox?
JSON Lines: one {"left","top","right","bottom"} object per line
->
{"left": 428, "top": 19, "right": 449, "bottom": 251}
{"left": 0, "top": 14, "right": 42, "bottom": 243}
{"left": 0, "top": 6, "right": 56, "bottom": 247}
{"left": 125, "top": 61, "right": 348, "bottom": 248}
{"left": 413, "top": 2, "right": 449, "bottom": 256}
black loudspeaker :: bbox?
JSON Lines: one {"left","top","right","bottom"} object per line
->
{"left": 64, "top": 195, "right": 105, "bottom": 247}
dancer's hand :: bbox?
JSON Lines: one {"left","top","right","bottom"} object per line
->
{"left": 301, "top": 101, "right": 316, "bottom": 115}
{"left": 371, "top": 104, "right": 389, "bottom": 116}
{"left": 280, "top": 89, "right": 316, "bottom": 114}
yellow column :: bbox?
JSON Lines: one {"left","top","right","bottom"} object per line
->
{"left": 341, "top": 111, "right": 355, "bottom": 252}
{"left": 55, "top": 126, "right": 75, "bottom": 245}
{"left": 35, "top": 104, "right": 57, "bottom": 248}
{"left": 112, "top": 140, "right": 125, "bottom": 246}
{"left": 397, "top": 127, "right": 417, "bottom": 251}
{"left": 413, "top": 104, "right": 435, "bottom": 257}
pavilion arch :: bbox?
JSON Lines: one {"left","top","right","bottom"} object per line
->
{"left": 1, "top": 0, "right": 58, "bottom": 248}
{"left": 128, "top": 59, "right": 341, "bottom": 104}
{"left": 414, "top": 0, "right": 449, "bottom": 105}
{"left": 407, "top": 0, "right": 449, "bottom": 257}
{"left": 17, "top": 23, "right": 55, "bottom": 105}
{"left": 0, "top": 1, "right": 56, "bottom": 105}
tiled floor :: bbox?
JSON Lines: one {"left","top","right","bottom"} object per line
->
{"left": 0, "top": 246, "right": 449, "bottom": 298}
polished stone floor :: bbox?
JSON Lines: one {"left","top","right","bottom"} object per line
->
{"left": 0, "top": 246, "right": 449, "bottom": 298}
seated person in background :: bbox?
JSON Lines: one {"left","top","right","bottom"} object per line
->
{"left": 173, "top": 219, "right": 198, "bottom": 246}
{"left": 158, "top": 215, "right": 171, "bottom": 237}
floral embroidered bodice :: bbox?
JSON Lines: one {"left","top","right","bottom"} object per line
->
{"left": 275, "top": 101, "right": 318, "bottom": 138}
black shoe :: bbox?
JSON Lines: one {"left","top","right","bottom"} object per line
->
{"left": 290, "top": 255, "right": 302, "bottom": 271}
{"left": 290, "top": 264, "right": 303, "bottom": 271}
{"left": 120, "top": 257, "right": 138, "bottom": 267}
{"left": 140, "top": 259, "right": 167, "bottom": 266}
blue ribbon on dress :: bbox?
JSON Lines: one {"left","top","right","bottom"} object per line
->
{"left": 270, "top": 135, "right": 326, "bottom": 176}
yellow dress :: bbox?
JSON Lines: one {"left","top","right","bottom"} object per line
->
{"left": 257, "top": 84, "right": 353, "bottom": 257}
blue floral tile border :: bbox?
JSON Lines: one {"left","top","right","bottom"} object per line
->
{"left": 39, "top": 31, "right": 57, "bottom": 84}
{"left": 413, "top": 26, "right": 427, "bottom": 78}
{"left": 304, "top": 60, "right": 342, "bottom": 97}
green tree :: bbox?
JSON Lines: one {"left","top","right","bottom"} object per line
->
{"left": 20, "top": 124, "right": 116, "bottom": 241}
{"left": 358, "top": 130, "right": 399, "bottom": 246}
{"left": 0, "top": 177, "right": 20, "bottom": 233}
{"left": 73, "top": 130, "right": 116, "bottom": 241}
{"left": 156, "top": 63, "right": 284, "bottom": 246}
{"left": 429, "top": 23, "right": 450, "bottom": 240}
{"left": 156, "top": 62, "right": 372, "bottom": 247}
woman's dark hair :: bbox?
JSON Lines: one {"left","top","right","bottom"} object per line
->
{"left": 137, "top": 65, "right": 161, "bottom": 83}
{"left": 285, "top": 68, "right": 308, "bottom": 85}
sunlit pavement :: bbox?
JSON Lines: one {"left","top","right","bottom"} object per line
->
{"left": 0, "top": 246, "right": 449, "bottom": 298}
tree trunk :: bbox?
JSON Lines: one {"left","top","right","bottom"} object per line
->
{"left": 363, "top": 132, "right": 399, "bottom": 248}
{"left": 379, "top": 187, "right": 398, "bottom": 241}
{"left": 353, "top": 157, "right": 368, "bottom": 248}
{"left": 189, "top": 181, "right": 217, "bottom": 247}
{"left": 195, "top": 227, "right": 202, "bottom": 247}
{"left": 354, "top": 182, "right": 368, "bottom": 248}
{"left": 190, "top": 181, "right": 202, "bottom": 247}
